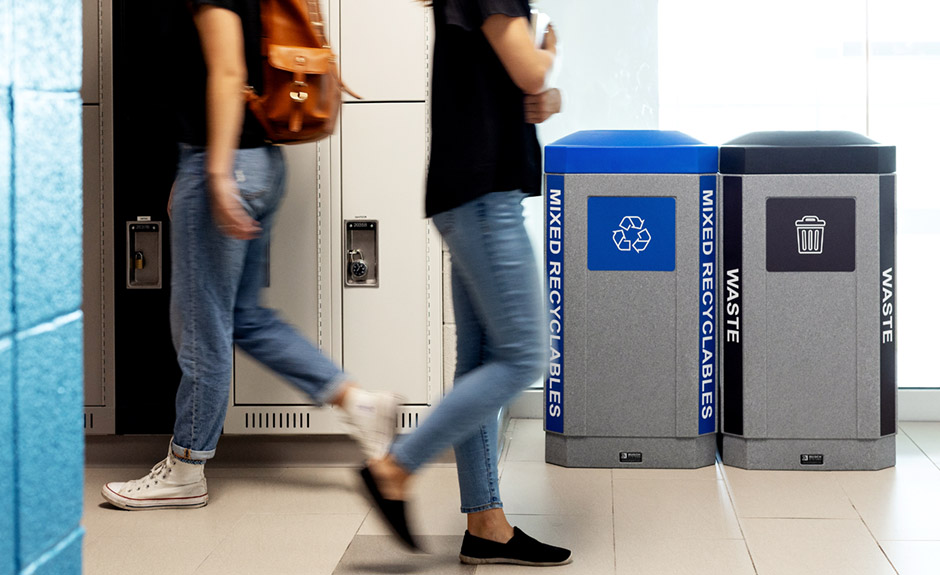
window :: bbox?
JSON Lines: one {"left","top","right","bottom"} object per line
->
{"left": 659, "top": 0, "right": 939, "bottom": 389}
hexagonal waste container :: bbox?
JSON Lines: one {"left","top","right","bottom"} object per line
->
{"left": 720, "top": 131, "right": 897, "bottom": 470}
{"left": 544, "top": 131, "right": 719, "bottom": 468}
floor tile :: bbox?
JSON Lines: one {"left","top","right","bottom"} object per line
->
{"left": 356, "top": 467, "right": 467, "bottom": 536}
{"left": 86, "top": 498, "right": 245, "bottom": 542}
{"left": 611, "top": 462, "right": 723, "bottom": 482}
{"left": 838, "top": 472, "right": 940, "bottom": 540}
{"left": 879, "top": 541, "right": 940, "bottom": 575}
{"left": 740, "top": 518, "right": 896, "bottom": 575}
{"left": 836, "top": 431, "right": 940, "bottom": 487}
{"left": 615, "top": 539, "right": 755, "bottom": 575}
{"left": 900, "top": 422, "right": 940, "bottom": 469}
{"left": 83, "top": 467, "right": 243, "bottom": 544}
{"left": 193, "top": 513, "right": 363, "bottom": 575}
{"left": 202, "top": 466, "right": 288, "bottom": 479}
{"left": 333, "top": 535, "right": 473, "bottom": 574}
{"left": 82, "top": 467, "right": 132, "bottom": 545}
{"left": 499, "top": 462, "right": 613, "bottom": 516}
{"left": 888, "top": 428, "right": 940, "bottom": 476}
{"left": 722, "top": 466, "right": 859, "bottom": 519}
{"left": 613, "top": 477, "right": 742, "bottom": 540}
{"left": 82, "top": 419, "right": 940, "bottom": 575}
{"left": 505, "top": 419, "right": 547, "bottom": 463}
{"left": 84, "top": 532, "right": 223, "bottom": 575}
{"left": 836, "top": 430, "right": 940, "bottom": 541}
{"left": 209, "top": 467, "right": 371, "bottom": 516}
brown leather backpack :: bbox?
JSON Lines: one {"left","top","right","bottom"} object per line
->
{"left": 245, "top": 0, "right": 359, "bottom": 144}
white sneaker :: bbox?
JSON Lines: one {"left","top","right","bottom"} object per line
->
{"left": 101, "top": 446, "right": 208, "bottom": 510}
{"left": 341, "top": 389, "right": 402, "bottom": 460}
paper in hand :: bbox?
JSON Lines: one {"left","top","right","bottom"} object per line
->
{"left": 531, "top": 9, "right": 551, "bottom": 48}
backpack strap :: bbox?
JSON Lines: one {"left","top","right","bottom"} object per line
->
{"left": 304, "top": 0, "right": 362, "bottom": 100}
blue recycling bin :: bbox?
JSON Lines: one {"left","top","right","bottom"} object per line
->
{"left": 543, "top": 131, "right": 719, "bottom": 468}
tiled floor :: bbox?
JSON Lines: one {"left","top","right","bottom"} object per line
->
{"left": 82, "top": 420, "right": 940, "bottom": 574}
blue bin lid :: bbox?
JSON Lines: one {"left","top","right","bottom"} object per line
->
{"left": 545, "top": 130, "right": 718, "bottom": 174}
{"left": 720, "top": 131, "right": 895, "bottom": 174}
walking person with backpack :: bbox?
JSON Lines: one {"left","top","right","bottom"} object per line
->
{"left": 101, "top": 0, "right": 399, "bottom": 510}
{"left": 361, "top": 0, "right": 572, "bottom": 566}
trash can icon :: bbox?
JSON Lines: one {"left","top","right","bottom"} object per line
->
{"left": 795, "top": 215, "right": 826, "bottom": 254}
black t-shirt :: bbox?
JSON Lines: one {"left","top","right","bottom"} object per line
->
{"left": 425, "top": 0, "right": 543, "bottom": 217}
{"left": 175, "top": 0, "right": 267, "bottom": 148}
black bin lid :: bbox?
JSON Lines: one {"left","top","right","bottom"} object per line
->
{"left": 720, "top": 131, "right": 895, "bottom": 175}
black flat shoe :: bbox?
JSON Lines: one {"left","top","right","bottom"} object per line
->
{"left": 459, "top": 527, "right": 572, "bottom": 566}
{"left": 359, "top": 465, "right": 418, "bottom": 550}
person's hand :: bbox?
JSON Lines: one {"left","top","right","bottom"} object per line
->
{"left": 524, "top": 88, "right": 562, "bottom": 124}
{"left": 208, "top": 173, "right": 261, "bottom": 239}
{"left": 542, "top": 23, "right": 557, "bottom": 54}
{"left": 167, "top": 182, "right": 176, "bottom": 220}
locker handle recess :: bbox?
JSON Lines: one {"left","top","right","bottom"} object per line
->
{"left": 126, "top": 220, "right": 162, "bottom": 289}
{"left": 345, "top": 220, "right": 378, "bottom": 287}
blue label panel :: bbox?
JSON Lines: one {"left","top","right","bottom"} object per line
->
{"left": 587, "top": 197, "right": 676, "bottom": 272}
{"left": 545, "top": 175, "right": 565, "bottom": 433}
{"left": 699, "top": 176, "right": 718, "bottom": 435}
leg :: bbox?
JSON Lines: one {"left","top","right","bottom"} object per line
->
{"left": 231, "top": 218, "right": 347, "bottom": 407}
{"left": 101, "top": 145, "right": 271, "bottom": 509}
{"left": 447, "top": 266, "right": 509, "bottom": 532}
{"left": 170, "top": 146, "right": 280, "bottom": 461}
{"left": 365, "top": 191, "right": 548, "bottom": 547}
{"left": 231, "top": 226, "right": 399, "bottom": 460}
{"left": 229, "top": 148, "right": 398, "bottom": 460}
{"left": 390, "top": 190, "right": 548, "bottom": 472}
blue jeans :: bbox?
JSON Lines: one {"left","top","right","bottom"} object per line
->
{"left": 391, "top": 191, "right": 548, "bottom": 513}
{"left": 170, "top": 144, "right": 347, "bottom": 461}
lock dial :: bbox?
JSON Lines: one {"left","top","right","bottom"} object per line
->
{"left": 350, "top": 259, "right": 368, "bottom": 279}
{"left": 348, "top": 249, "right": 369, "bottom": 281}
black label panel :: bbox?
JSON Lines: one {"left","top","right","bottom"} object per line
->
{"left": 723, "top": 177, "right": 744, "bottom": 436}
{"left": 766, "top": 198, "right": 856, "bottom": 272}
{"left": 880, "top": 176, "right": 897, "bottom": 436}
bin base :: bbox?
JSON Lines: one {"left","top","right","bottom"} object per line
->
{"left": 545, "top": 433, "right": 716, "bottom": 469}
{"left": 721, "top": 435, "right": 896, "bottom": 470}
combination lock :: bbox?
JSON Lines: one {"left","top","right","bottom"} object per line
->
{"left": 348, "top": 249, "right": 369, "bottom": 280}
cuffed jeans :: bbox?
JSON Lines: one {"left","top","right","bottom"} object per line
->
{"left": 390, "top": 191, "right": 548, "bottom": 513}
{"left": 170, "top": 144, "right": 347, "bottom": 461}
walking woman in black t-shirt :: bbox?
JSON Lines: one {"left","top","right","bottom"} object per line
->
{"left": 362, "top": 0, "right": 571, "bottom": 566}
{"left": 101, "top": 0, "right": 401, "bottom": 511}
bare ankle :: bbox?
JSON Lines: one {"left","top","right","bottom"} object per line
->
{"left": 370, "top": 456, "right": 410, "bottom": 500}
{"left": 467, "top": 508, "right": 514, "bottom": 543}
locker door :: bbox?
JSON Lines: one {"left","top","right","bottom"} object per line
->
{"left": 83, "top": 109, "right": 103, "bottom": 408}
{"left": 341, "top": 102, "right": 441, "bottom": 408}
{"left": 232, "top": 143, "right": 331, "bottom": 406}
{"left": 340, "top": 0, "right": 429, "bottom": 102}
{"left": 225, "top": 142, "right": 345, "bottom": 435}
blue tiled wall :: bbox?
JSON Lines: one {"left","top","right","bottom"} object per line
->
{"left": 0, "top": 342, "right": 14, "bottom": 575}
{"left": 0, "top": 62, "right": 11, "bottom": 340}
{"left": 0, "top": 0, "right": 11, "bottom": 89}
{"left": 1, "top": 1, "right": 85, "bottom": 574}
{"left": 16, "top": 317, "right": 84, "bottom": 569}
{"left": 10, "top": 0, "right": 82, "bottom": 92}
{"left": 11, "top": 92, "right": 83, "bottom": 329}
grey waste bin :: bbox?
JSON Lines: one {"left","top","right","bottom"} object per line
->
{"left": 543, "top": 131, "right": 719, "bottom": 469}
{"left": 719, "top": 131, "right": 897, "bottom": 470}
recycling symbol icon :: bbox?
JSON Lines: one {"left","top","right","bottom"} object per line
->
{"left": 612, "top": 216, "right": 652, "bottom": 253}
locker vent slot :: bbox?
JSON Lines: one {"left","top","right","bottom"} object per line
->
{"left": 84, "top": 412, "right": 94, "bottom": 430}
{"left": 244, "top": 411, "right": 313, "bottom": 430}
{"left": 398, "top": 409, "right": 421, "bottom": 430}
